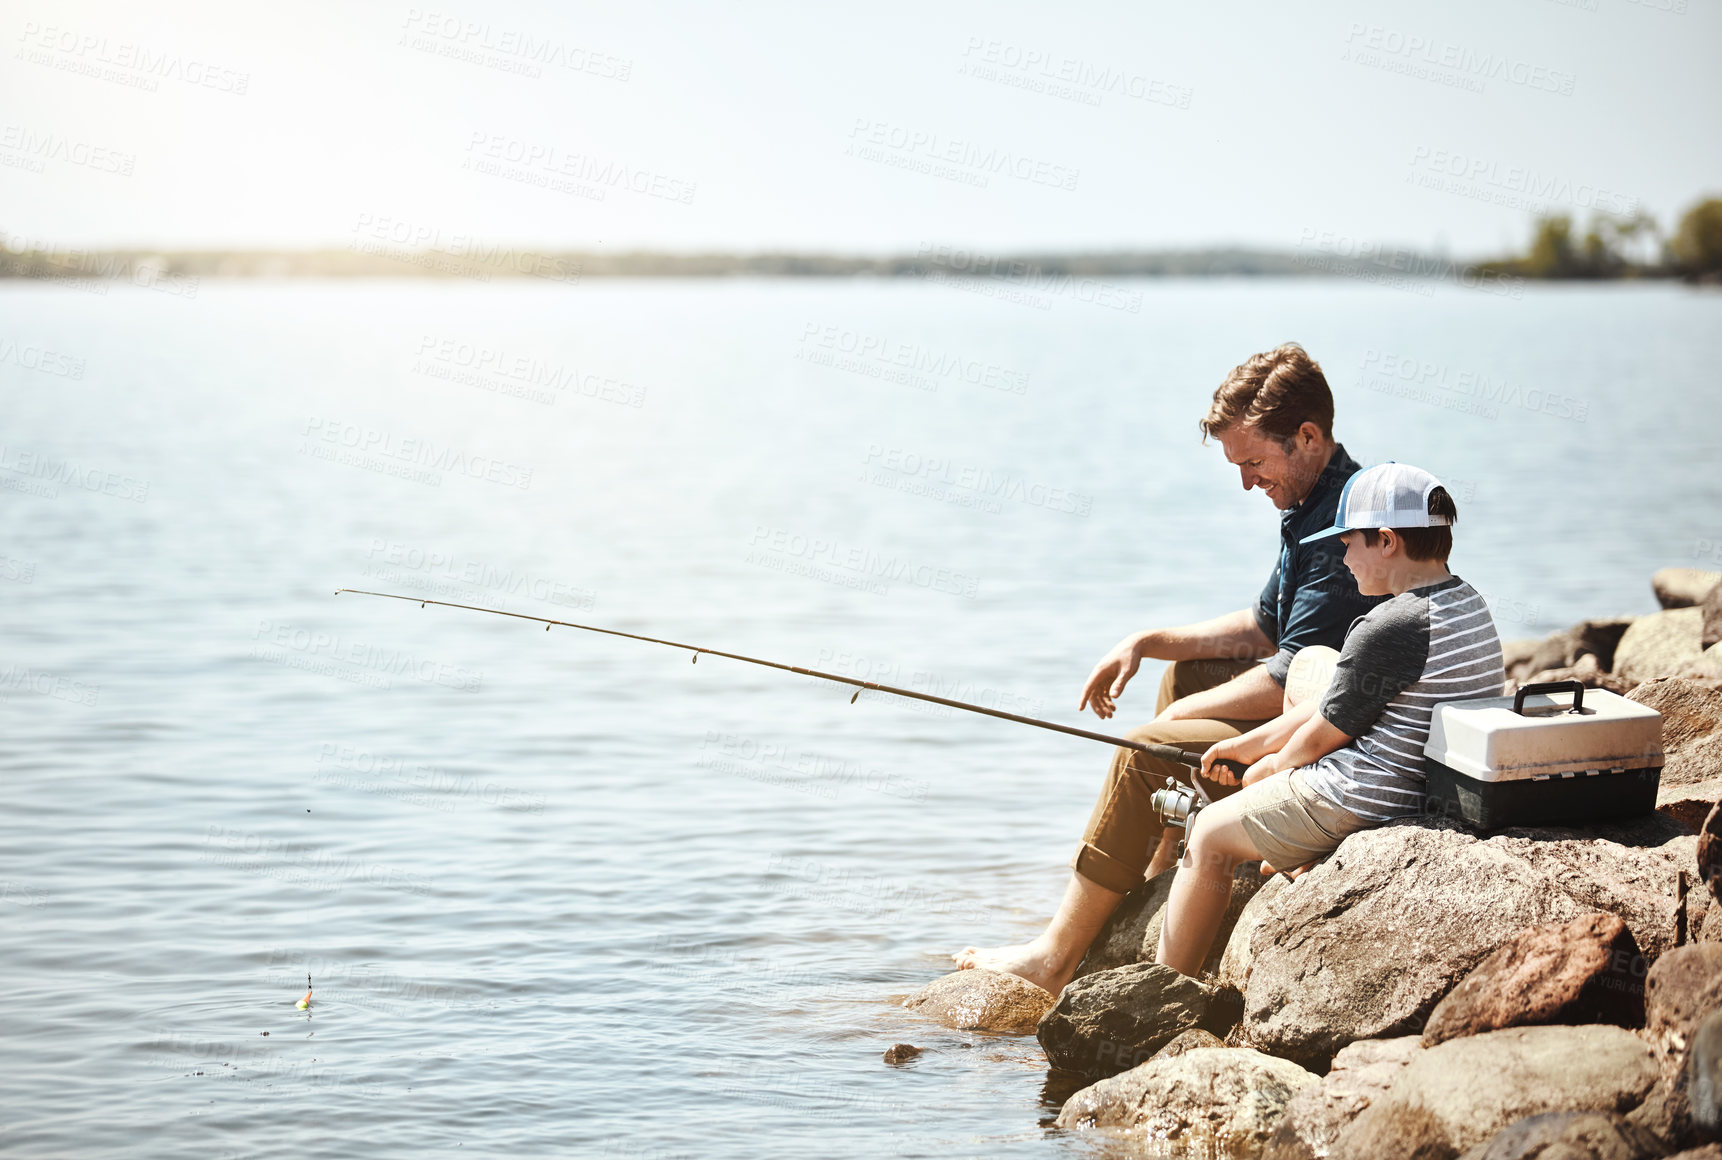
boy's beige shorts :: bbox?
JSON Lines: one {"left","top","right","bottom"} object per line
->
{"left": 1236, "top": 766, "right": 1373, "bottom": 872}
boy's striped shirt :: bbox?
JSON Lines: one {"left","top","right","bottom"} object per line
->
{"left": 1302, "top": 576, "right": 1503, "bottom": 821}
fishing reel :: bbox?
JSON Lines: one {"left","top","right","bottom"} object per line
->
{"left": 1151, "top": 779, "right": 1207, "bottom": 827}
{"left": 1151, "top": 777, "right": 1211, "bottom": 858}
{"left": 1150, "top": 757, "right": 1247, "bottom": 857}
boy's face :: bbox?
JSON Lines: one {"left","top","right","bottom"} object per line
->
{"left": 1340, "top": 529, "right": 1394, "bottom": 596}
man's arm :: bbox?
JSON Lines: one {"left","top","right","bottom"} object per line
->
{"left": 1156, "top": 662, "right": 1285, "bottom": 724}
{"left": 1080, "top": 608, "right": 1274, "bottom": 720}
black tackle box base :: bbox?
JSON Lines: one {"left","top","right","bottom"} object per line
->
{"left": 1423, "top": 759, "right": 1662, "bottom": 831}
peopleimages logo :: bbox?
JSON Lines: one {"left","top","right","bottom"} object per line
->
{"left": 1340, "top": 23, "right": 1576, "bottom": 95}
{"left": 300, "top": 416, "right": 533, "bottom": 490}
{"left": 1407, "top": 146, "right": 1637, "bottom": 216}
{"left": 746, "top": 526, "right": 980, "bottom": 599}
{"left": 15, "top": 21, "right": 251, "bottom": 94}
{"left": 846, "top": 118, "right": 1080, "bottom": 192}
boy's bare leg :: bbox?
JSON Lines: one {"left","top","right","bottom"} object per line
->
{"left": 952, "top": 871, "right": 1125, "bottom": 996}
{"left": 1155, "top": 796, "right": 1261, "bottom": 977}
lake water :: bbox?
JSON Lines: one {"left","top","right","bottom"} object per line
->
{"left": 2, "top": 276, "right": 1718, "bottom": 1159}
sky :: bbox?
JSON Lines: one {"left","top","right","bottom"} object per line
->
{"left": 2, "top": 0, "right": 1718, "bottom": 257}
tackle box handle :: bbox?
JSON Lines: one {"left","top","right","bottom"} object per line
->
{"left": 1513, "top": 679, "right": 1585, "bottom": 716}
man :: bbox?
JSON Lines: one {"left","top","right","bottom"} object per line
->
{"left": 952, "top": 342, "right": 1386, "bottom": 995}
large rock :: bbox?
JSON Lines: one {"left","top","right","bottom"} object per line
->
{"left": 1503, "top": 637, "right": 1546, "bottom": 681}
{"left": 1508, "top": 618, "right": 1637, "bottom": 683}
{"left": 1704, "top": 802, "right": 1722, "bottom": 906}
{"left": 1075, "top": 862, "right": 1267, "bottom": 981}
{"left": 900, "top": 969, "right": 1054, "bottom": 1034}
{"left": 1705, "top": 581, "right": 1722, "bottom": 651}
{"left": 1241, "top": 817, "right": 1692, "bottom": 1068}
{"left": 1656, "top": 569, "right": 1722, "bottom": 611}
{"left": 1056, "top": 1046, "right": 1319, "bottom": 1156}
{"left": 1421, "top": 913, "right": 1646, "bottom": 1046}
{"left": 1456, "top": 1111, "right": 1663, "bottom": 1160}
{"left": 1263, "top": 1036, "right": 1422, "bottom": 1160}
{"left": 1520, "top": 652, "right": 1636, "bottom": 697}
{"left": 1148, "top": 1027, "right": 1226, "bottom": 1061}
{"left": 1689, "top": 1009, "right": 1722, "bottom": 1136}
{"left": 1217, "top": 872, "right": 1290, "bottom": 994}
{"left": 1037, "top": 961, "right": 1213, "bottom": 1077}
{"left": 1617, "top": 607, "right": 1709, "bottom": 686}
{"left": 1688, "top": 643, "right": 1722, "bottom": 686}
{"left": 1625, "top": 1071, "right": 1702, "bottom": 1155}
{"left": 1630, "top": 679, "right": 1722, "bottom": 789}
{"left": 1330, "top": 1025, "right": 1660, "bottom": 1158}
{"left": 1645, "top": 945, "right": 1722, "bottom": 1063}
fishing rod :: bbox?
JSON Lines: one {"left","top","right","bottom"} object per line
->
{"left": 332, "top": 589, "right": 1247, "bottom": 794}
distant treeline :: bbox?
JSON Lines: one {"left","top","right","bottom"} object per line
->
{"left": 1, "top": 197, "right": 1717, "bottom": 283}
{"left": 1480, "top": 196, "right": 1722, "bottom": 282}
{"left": 0, "top": 243, "right": 1370, "bottom": 282}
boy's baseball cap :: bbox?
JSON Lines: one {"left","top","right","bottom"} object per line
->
{"left": 1299, "top": 462, "right": 1453, "bottom": 544}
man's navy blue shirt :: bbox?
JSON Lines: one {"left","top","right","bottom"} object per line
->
{"left": 1253, "top": 444, "right": 1389, "bottom": 686}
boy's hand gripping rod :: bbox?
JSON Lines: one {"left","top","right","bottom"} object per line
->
{"left": 332, "top": 589, "right": 1248, "bottom": 796}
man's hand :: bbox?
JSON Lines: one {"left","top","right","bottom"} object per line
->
{"left": 1079, "top": 635, "right": 1144, "bottom": 720}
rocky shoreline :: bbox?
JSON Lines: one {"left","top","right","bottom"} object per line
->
{"left": 902, "top": 568, "right": 1722, "bottom": 1158}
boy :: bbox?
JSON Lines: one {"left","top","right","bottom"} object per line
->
{"left": 1156, "top": 462, "right": 1504, "bottom": 977}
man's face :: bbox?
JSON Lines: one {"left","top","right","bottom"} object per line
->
{"left": 1217, "top": 424, "right": 1327, "bottom": 511}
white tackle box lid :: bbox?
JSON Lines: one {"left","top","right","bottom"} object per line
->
{"left": 1423, "top": 680, "right": 1664, "bottom": 782}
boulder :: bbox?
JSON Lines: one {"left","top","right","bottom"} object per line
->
{"left": 1645, "top": 945, "right": 1722, "bottom": 1063}
{"left": 1492, "top": 818, "right": 1695, "bottom": 960}
{"left": 1520, "top": 653, "right": 1637, "bottom": 696}
{"left": 1705, "top": 582, "right": 1722, "bottom": 651}
{"left": 1056, "top": 1046, "right": 1319, "bottom": 1156}
{"left": 1075, "top": 862, "right": 1267, "bottom": 981}
{"left": 1503, "top": 637, "right": 1546, "bottom": 681}
{"left": 1036, "top": 961, "right": 1213, "bottom": 1077}
{"left": 1655, "top": 569, "right": 1722, "bottom": 611}
{"left": 1456, "top": 1111, "right": 1663, "bottom": 1160}
{"left": 1330, "top": 1025, "right": 1660, "bottom": 1158}
{"left": 900, "top": 969, "right": 1054, "bottom": 1034}
{"left": 881, "top": 1043, "right": 921, "bottom": 1064}
{"left": 1665, "top": 793, "right": 1722, "bottom": 834}
{"left": 1262, "top": 1036, "right": 1422, "bottom": 1160}
{"left": 1509, "top": 618, "right": 1637, "bottom": 682}
{"left": 1689, "top": 1009, "right": 1722, "bottom": 1136}
{"left": 1572, "top": 617, "right": 1639, "bottom": 672}
{"left": 1420, "top": 914, "right": 1646, "bottom": 1046}
{"left": 1217, "top": 872, "right": 1290, "bottom": 994}
{"left": 1630, "top": 679, "right": 1722, "bottom": 789}
{"left": 1625, "top": 1071, "right": 1701, "bottom": 1155}
{"left": 1240, "top": 817, "right": 1692, "bottom": 1068}
{"left": 1148, "top": 1027, "right": 1226, "bottom": 1061}
{"left": 1617, "top": 607, "right": 1708, "bottom": 686}
{"left": 1703, "top": 801, "right": 1722, "bottom": 904}
{"left": 1684, "top": 643, "right": 1722, "bottom": 687}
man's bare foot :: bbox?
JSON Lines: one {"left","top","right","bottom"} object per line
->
{"left": 950, "top": 939, "right": 1071, "bottom": 996}
{"left": 1259, "top": 859, "right": 1315, "bottom": 880}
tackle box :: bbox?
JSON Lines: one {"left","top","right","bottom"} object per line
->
{"left": 1422, "top": 680, "right": 1665, "bottom": 830}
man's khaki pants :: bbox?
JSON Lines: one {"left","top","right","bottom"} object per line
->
{"left": 1070, "top": 658, "right": 1272, "bottom": 894}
